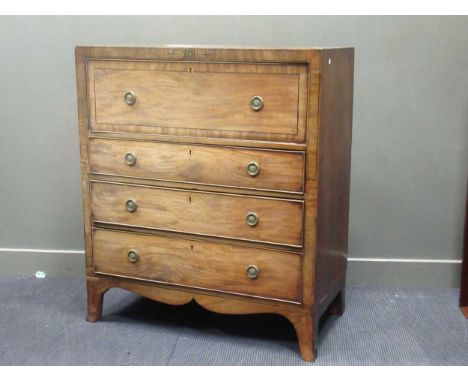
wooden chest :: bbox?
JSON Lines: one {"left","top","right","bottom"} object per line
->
{"left": 75, "top": 46, "right": 354, "bottom": 361}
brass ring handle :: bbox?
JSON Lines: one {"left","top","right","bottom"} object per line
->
{"left": 250, "top": 95, "right": 264, "bottom": 111}
{"left": 246, "top": 162, "right": 260, "bottom": 177}
{"left": 124, "top": 91, "right": 137, "bottom": 105}
{"left": 125, "top": 199, "right": 138, "bottom": 212}
{"left": 127, "top": 249, "right": 139, "bottom": 264}
{"left": 125, "top": 152, "right": 137, "bottom": 166}
{"left": 246, "top": 265, "right": 260, "bottom": 280}
{"left": 246, "top": 212, "right": 259, "bottom": 227}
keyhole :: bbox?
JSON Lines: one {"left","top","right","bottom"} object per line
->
{"left": 189, "top": 149, "right": 192, "bottom": 156}
{"left": 190, "top": 245, "right": 194, "bottom": 251}
{"left": 188, "top": 66, "right": 193, "bottom": 73}
{"left": 189, "top": 196, "right": 192, "bottom": 203}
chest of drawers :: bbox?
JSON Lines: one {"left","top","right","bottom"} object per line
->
{"left": 75, "top": 46, "right": 354, "bottom": 361}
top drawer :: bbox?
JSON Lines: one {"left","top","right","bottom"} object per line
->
{"left": 87, "top": 60, "right": 308, "bottom": 143}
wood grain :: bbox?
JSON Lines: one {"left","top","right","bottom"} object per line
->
{"left": 87, "top": 59, "right": 309, "bottom": 143}
{"left": 92, "top": 229, "right": 302, "bottom": 302}
{"left": 313, "top": 49, "right": 354, "bottom": 314}
{"left": 86, "top": 277, "right": 106, "bottom": 322}
{"left": 75, "top": 48, "right": 94, "bottom": 276}
{"left": 300, "top": 51, "right": 321, "bottom": 309}
{"left": 89, "top": 172, "right": 305, "bottom": 201}
{"left": 91, "top": 181, "right": 304, "bottom": 247}
{"left": 85, "top": 275, "right": 317, "bottom": 360}
{"left": 89, "top": 137, "right": 306, "bottom": 193}
{"left": 88, "top": 131, "right": 309, "bottom": 151}
{"left": 75, "top": 46, "right": 354, "bottom": 362}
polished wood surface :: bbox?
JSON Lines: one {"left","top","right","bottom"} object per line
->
{"left": 460, "top": 179, "right": 468, "bottom": 318}
{"left": 86, "top": 277, "right": 104, "bottom": 322}
{"left": 89, "top": 131, "right": 309, "bottom": 151}
{"left": 85, "top": 275, "right": 316, "bottom": 360}
{"left": 89, "top": 137, "right": 306, "bottom": 193}
{"left": 88, "top": 60, "right": 308, "bottom": 142}
{"left": 76, "top": 46, "right": 354, "bottom": 362}
{"left": 92, "top": 229, "right": 302, "bottom": 302}
{"left": 91, "top": 181, "right": 304, "bottom": 247}
{"left": 314, "top": 49, "right": 354, "bottom": 315}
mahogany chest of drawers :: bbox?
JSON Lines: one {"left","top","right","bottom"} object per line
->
{"left": 75, "top": 46, "right": 354, "bottom": 361}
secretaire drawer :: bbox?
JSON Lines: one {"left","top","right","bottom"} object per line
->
{"left": 92, "top": 229, "right": 302, "bottom": 302}
{"left": 91, "top": 182, "right": 304, "bottom": 247}
{"left": 87, "top": 60, "right": 308, "bottom": 142}
{"left": 89, "top": 138, "right": 306, "bottom": 193}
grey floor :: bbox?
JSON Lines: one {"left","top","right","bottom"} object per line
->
{"left": 0, "top": 277, "right": 466, "bottom": 365}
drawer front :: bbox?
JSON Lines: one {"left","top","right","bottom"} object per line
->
{"left": 91, "top": 182, "right": 304, "bottom": 247}
{"left": 89, "top": 138, "right": 306, "bottom": 193}
{"left": 87, "top": 60, "right": 308, "bottom": 142}
{"left": 93, "top": 229, "right": 302, "bottom": 302}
